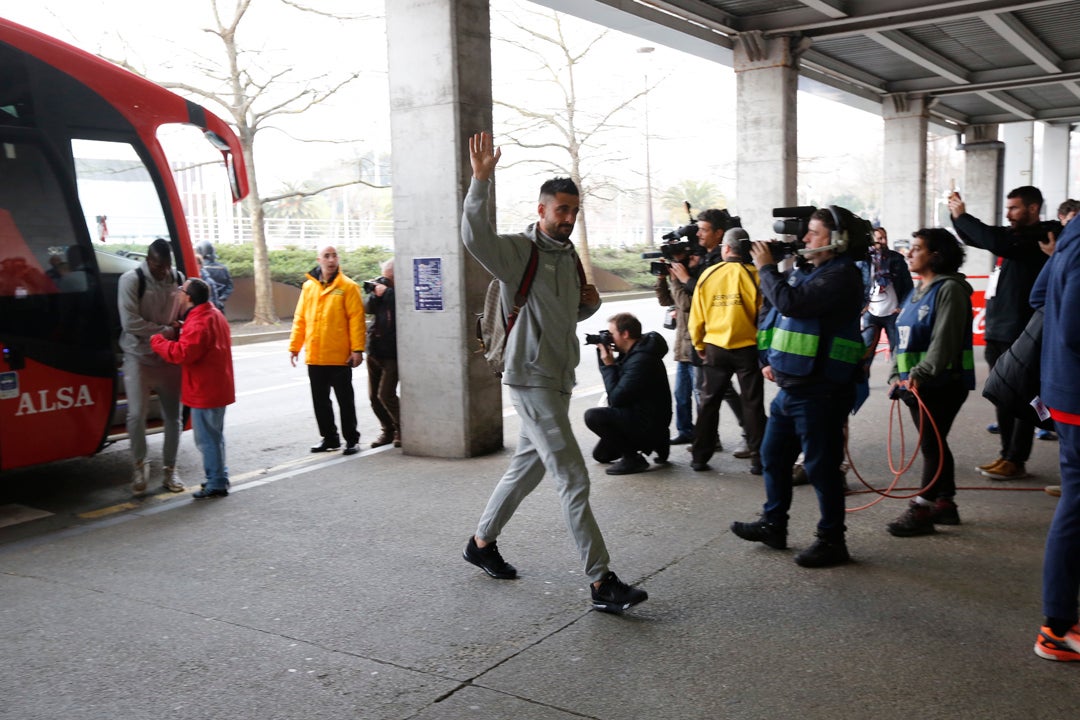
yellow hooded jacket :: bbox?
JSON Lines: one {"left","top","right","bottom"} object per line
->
{"left": 288, "top": 268, "right": 366, "bottom": 365}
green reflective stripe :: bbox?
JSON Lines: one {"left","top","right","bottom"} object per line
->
{"left": 829, "top": 337, "right": 865, "bottom": 365}
{"left": 896, "top": 351, "right": 924, "bottom": 374}
{"left": 961, "top": 348, "right": 975, "bottom": 370}
{"left": 771, "top": 328, "right": 818, "bottom": 358}
{"left": 756, "top": 327, "right": 773, "bottom": 350}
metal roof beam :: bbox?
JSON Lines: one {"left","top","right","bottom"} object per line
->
{"left": 1065, "top": 81, "right": 1080, "bottom": 102}
{"left": 751, "top": 0, "right": 1065, "bottom": 38}
{"left": 801, "top": 49, "right": 888, "bottom": 92}
{"left": 798, "top": 1, "right": 849, "bottom": 19}
{"left": 977, "top": 89, "right": 1036, "bottom": 119}
{"left": 982, "top": 12, "right": 1062, "bottom": 73}
{"left": 630, "top": 0, "right": 739, "bottom": 33}
{"left": 867, "top": 30, "right": 971, "bottom": 85}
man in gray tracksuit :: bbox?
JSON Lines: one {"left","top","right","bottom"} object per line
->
{"left": 118, "top": 238, "right": 185, "bottom": 495}
{"left": 460, "top": 131, "right": 647, "bottom": 613}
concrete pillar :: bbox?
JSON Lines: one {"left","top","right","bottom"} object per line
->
{"left": 959, "top": 125, "right": 1003, "bottom": 223}
{"left": 386, "top": 0, "right": 503, "bottom": 458}
{"left": 960, "top": 125, "right": 1003, "bottom": 273}
{"left": 880, "top": 93, "right": 929, "bottom": 237}
{"left": 1037, "top": 123, "right": 1071, "bottom": 216}
{"left": 1003, "top": 121, "right": 1035, "bottom": 201}
{"left": 733, "top": 32, "right": 801, "bottom": 238}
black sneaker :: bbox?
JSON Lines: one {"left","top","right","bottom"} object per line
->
{"left": 463, "top": 536, "right": 517, "bottom": 579}
{"left": 730, "top": 518, "right": 787, "bottom": 549}
{"left": 929, "top": 498, "right": 961, "bottom": 526}
{"left": 591, "top": 571, "right": 648, "bottom": 613}
{"left": 342, "top": 443, "right": 360, "bottom": 456}
{"left": 606, "top": 453, "right": 650, "bottom": 475}
{"left": 794, "top": 536, "right": 850, "bottom": 568}
{"left": 887, "top": 502, "right": 937, "bottom": 537}
{"left": 192, "top": 487, "right": 228, "bottom": 499}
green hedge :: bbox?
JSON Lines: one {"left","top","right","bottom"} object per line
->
{"left": 103, "top": 242, "right": 655, "bottom": 290}
{"left": 104, "top": 243, "right": 392, "bottom": 288}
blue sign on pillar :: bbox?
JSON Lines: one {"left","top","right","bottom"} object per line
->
{"left": 413, "top": 257, "right": 444, "bottom": 312}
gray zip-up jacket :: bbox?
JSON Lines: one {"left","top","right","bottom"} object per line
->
{"left": 118, "top": 260, "right": 182, "bottom": 364}
{"left": 462, "top": 177, "right": 601, "bottom": 393}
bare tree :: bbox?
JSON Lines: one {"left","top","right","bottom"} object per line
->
{"left": 493, "top": 5, "right": 647, "bottom": 282}
{"left": 111, "top": 0, "right": 379, "bottom": 324}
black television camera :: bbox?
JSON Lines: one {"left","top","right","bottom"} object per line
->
{"left": 642, "top": 225, "right": 703, "bottom": 276}
{"left": 362, "top": 276, "right": 389, "bottom": 294}
{"left": 771, "top": 205, "right": 872, "bottom": 261}
{"left": 584, "top": 329, "right": 614, "bottom": 347}
{"left": 642, "top": 204, "right": 740, "bottom": 275}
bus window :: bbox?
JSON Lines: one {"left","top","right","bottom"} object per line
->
{"left": 71, "top": 139, "right": 169, "bottom": 250}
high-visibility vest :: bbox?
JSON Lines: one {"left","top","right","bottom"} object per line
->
{"left": 895, "top": 279, "right": 975, "bottom": 389}
{"left": 757, "top": 267, "right": 865, "bottom": 384}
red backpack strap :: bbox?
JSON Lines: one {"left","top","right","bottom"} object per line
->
{"left": 505, "top": 242, "right": 540, "bottom": 335}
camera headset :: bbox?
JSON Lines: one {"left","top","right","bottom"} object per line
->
{"left": 796, "top": 205, "right": 872, "bottom": 260}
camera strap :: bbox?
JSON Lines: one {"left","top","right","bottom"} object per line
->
{"left": 505, "top": 243, "right": 540, "bottom": 336}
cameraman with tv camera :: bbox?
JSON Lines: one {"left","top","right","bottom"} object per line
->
{"left": 652, "top": 236, "right": 704, "bottom": 445}
{"left": 584, "top": 312, "right": 672, "bottom": 475}
{"left": 731, "top": 206, "right": 868, "bottom": 568}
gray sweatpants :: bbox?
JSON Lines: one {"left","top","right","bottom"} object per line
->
{"left": 123, "top": 355, "right": 182, "bottom": 469}
{"left": 476, "top": 385, "right": 611, "bottom": 581}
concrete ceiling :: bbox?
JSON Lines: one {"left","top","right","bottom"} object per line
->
{"left": 532, "top": 0, "right": 1080, "bottom": 130}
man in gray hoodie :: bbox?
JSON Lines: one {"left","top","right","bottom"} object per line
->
{"left": 460, "top": 131, "right": 647, "bottom": 613}
{"left": 118, "top": 238, "right": 185, "bottom": 495}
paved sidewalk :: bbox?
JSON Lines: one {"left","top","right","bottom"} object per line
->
{"left": 0, "top": 357, "right": 1074, "bottom": 719}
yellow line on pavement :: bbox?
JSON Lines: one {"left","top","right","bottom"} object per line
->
{"left": 75, "top": 454, "right": 331, "bottom": 520}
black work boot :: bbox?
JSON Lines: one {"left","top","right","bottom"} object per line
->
{"left": 794, "top": 532, "right": 850, "bottom": 568}
{"left": 730, "top": 517, "right": 787, "bottom": 549}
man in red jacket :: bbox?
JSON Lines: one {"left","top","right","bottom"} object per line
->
{"left": 151, "top": 278, "right": 236, "bottom": 499}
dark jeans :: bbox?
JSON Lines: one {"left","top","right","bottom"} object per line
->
{"left": 985, "top": 339, "right": 1034, "bottom": 463}
{"left": 762, "top": 385, "right": 854, "bottom": 538}
{"left": 907, "top": 383, "right": 969, "bottom": 500}
{"left": 692, "top": 344, "right": 765, "bottom": 465}
{"left": 308, "top": 364, "right": 359, "bottom": 445}
{"left": 584, "top": 407, "right": 665, "bottom": 461}
{"left": 367, "top": 355, "right": 400, "bottom": 435}
{"left": 862, "top": 312, "right": 899, "bottom": 361}
{"left": 1044, "top": 420, "right": 1080, "bottom": 625}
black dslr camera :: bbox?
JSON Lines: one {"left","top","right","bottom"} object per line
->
{"left": 584, "top": 329, "right": 614, "bottom": 347}
{"left": 362, "top": 276, "right": 388, "bottom": 294}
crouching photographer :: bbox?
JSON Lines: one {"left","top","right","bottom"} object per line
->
{"left": 584, "top": 312, "right": 673, "bottom": 475}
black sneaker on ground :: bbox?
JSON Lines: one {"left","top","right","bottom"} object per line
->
{"left": 591, "top": 571, "right": 648, "bottom": 613}
{"left": 669, "top": 434, "right": 693, "bottom": 445}
{"left": 929, "top": 498, "right": 961, "bottom": 525}
{"left": 606, "top": 453, "right": 650, "bottom": 475}
{"left": 794, "top": 536, "right": 850, "bottom": 567}
{"left": 887, "top": 502, "right": 936, "bottom": 537}
{"left": 310, "top": 437, "right": 341, "bottom": 453}
{"left": 690, "top": 461, "right": 711, "bottom": 472}
{"left": 463, "top": 536, "right": 518, "bottom": 579}
{"left": 342, "top": 443, "right": 360, "bottom": 456}
{"left": 192, "top": 487, "right": 229, "bottom": 499}
{"left": 730, "top": 518, "right": 787, "bottom": 549}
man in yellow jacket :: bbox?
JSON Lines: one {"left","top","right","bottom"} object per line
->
{"left": 289, "top": 245, "right": 366, "bottom": 455}
{"left": 687, "top": 227, "right": 765, "bottom": 474}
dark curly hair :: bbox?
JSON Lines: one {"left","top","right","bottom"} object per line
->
{"left": 911, "top": 228, "right": 965, "bottom": 274}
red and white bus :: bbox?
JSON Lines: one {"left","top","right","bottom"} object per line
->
{"left": 0, "top": 18, "right": 248, "bottom": 471}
